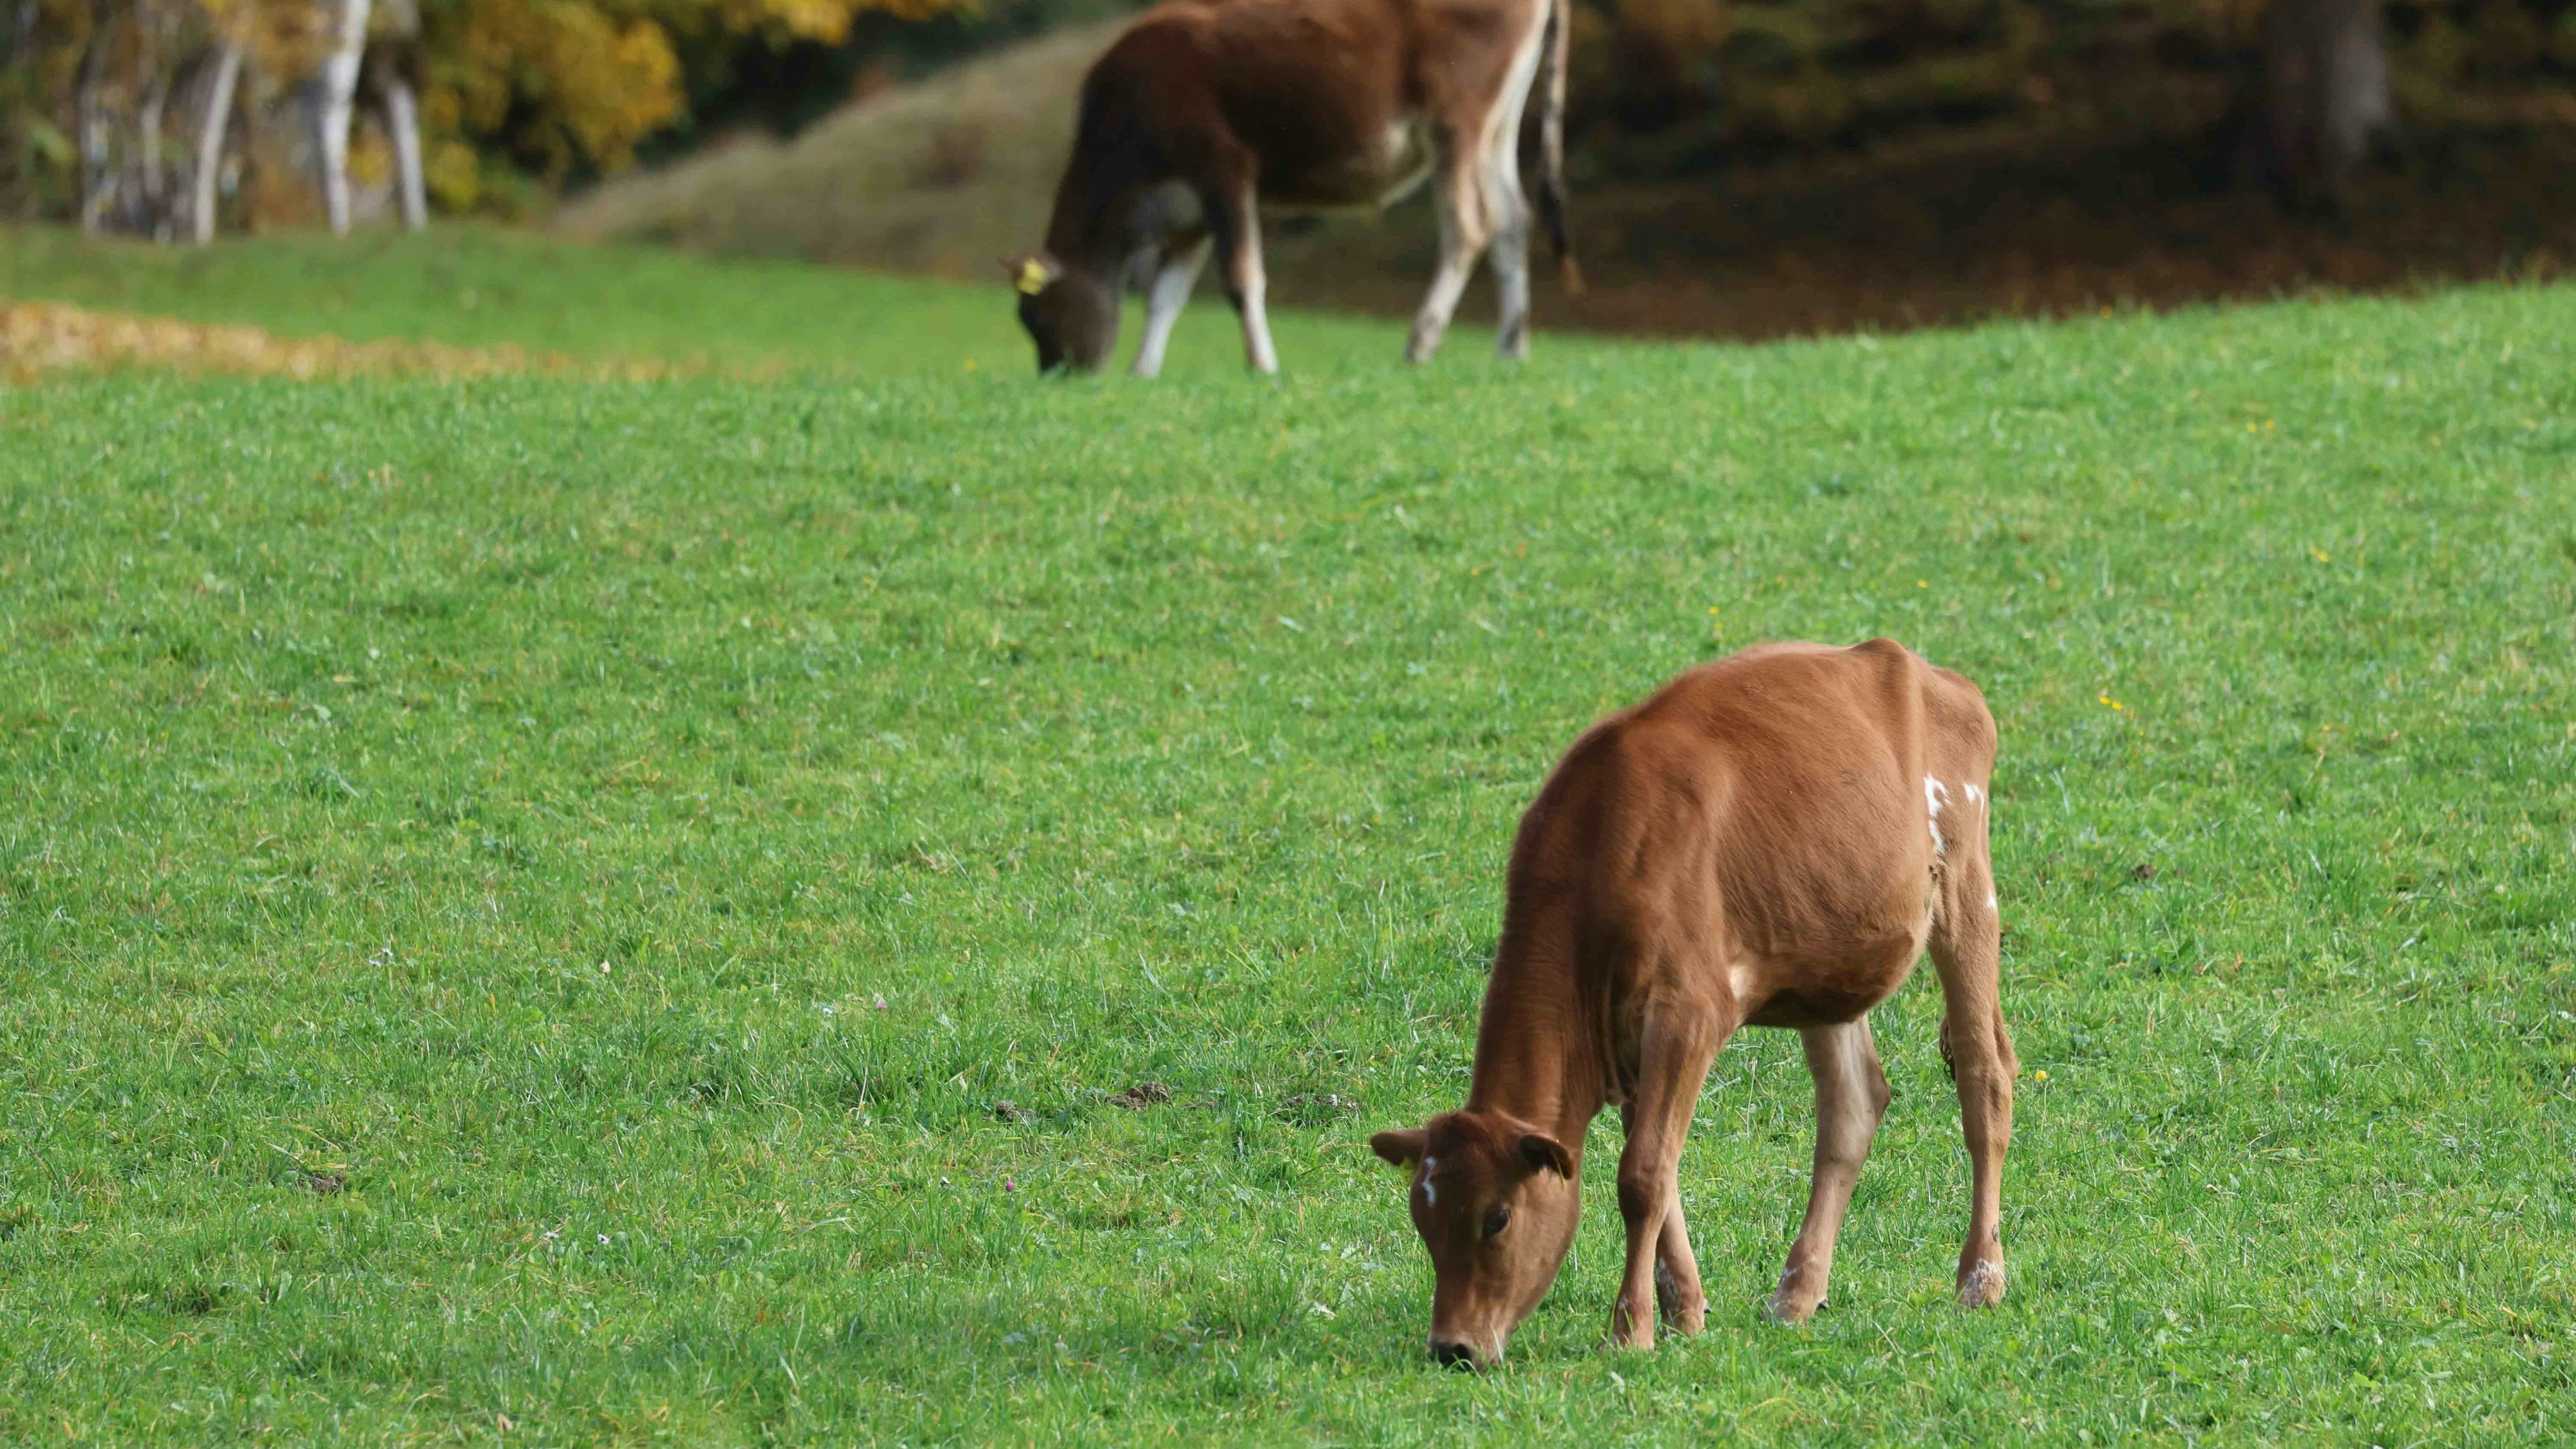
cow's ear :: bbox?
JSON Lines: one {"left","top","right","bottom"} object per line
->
{"left": 1370, "top": 1129, "right": 1428, "bottom": 1168}
{"left": 1003, "top": 253, "right": 1060, "bottom": 296}
{"left": 1517, "top": 1132, "right": 1574, "bottom": 1179}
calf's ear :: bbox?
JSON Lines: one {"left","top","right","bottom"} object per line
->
{"left": 1517, "top": 1132, "right": 1575, "bottom": 1179}
{"left": 1369, "top": 1129, "right": 1428, "bottom": 1168}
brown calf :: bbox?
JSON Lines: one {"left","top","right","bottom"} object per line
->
{"left": 1007, "top": 0, "right": 1577, "bottom": 377}
{"left": 1370, "top": 639, "right": 2016, "bottom": 1368}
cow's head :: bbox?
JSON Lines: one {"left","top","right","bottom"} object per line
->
{"left": 1370, "top": 1110, "right": 1579, "bottom": 1369}
{"left": 1005, "top": 252, "right": 1116, "bottom": 374}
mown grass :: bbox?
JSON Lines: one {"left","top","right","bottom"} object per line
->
{"left": 3, "top": 230, "right": 2573, "bottom": 1444}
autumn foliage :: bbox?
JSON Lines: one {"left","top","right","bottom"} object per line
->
{"left": 0, "top": 0, "right": 976, "bottom": 225}
{"left": 419, "top": 0, "right": 968, "bottom": 205}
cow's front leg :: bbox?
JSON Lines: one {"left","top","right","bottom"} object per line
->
{"left": 1610, "top": 1010, "right": 1725, "bottom": 1350}
{"left": 1131, "top": 232, "right": 1210, "bottom": 379}
{"left": 1768, "top": 1016, "right": 1892, "bottom": 1323}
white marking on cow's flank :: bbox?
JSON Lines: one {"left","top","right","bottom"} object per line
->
{"left": 1419, "top": 1156, "right": 1437, "bottom": 1204}
{"left": 1986, "top": 891, "right": 1998, "bottom": 910}
{"left": 1962, "top": 781, "right": 1984, "bottom": 808}
{"left": 1924, "top": 775, "right": 1951, "bottom": 856}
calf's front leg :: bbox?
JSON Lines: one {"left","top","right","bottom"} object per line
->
{"left": 1622, "top": 1102, "right": 1709, "bottom": 1334}
{"left": 1609, "top": 1011, "right": 1725, "bottom": 1349}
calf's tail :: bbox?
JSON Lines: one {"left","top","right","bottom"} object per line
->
{"left": 1534, "top": 0, "right": 1582, "bottom": 295}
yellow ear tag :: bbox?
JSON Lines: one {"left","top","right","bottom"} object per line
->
{"left": 1016, "top": 260, "right": 1051, "bottom": 296}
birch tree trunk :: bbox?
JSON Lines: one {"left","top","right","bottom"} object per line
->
{"left": 384, "top": 77, "right": 425, "bottom": 229}
{"left": 189, "top": 28, "right": 245, "bottom": 243}
{"left": 379, "top": 0, "right": 425, "bottom": 229}
{"left": 316, "top": 0, "right": 371, "bottom": 234}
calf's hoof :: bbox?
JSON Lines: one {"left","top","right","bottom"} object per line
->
{"left": 1765, "top": 1262, "right": 1825, "bottom": 1324}
{"left": 1956, "top": 1258, "right": 2007, "bottom": 1309}
{"left": 1654, "top": 1265, "right": 1706, "bottom": 1335}
{"left": 1607, "top": 1299, "right": 1657, "bottom": 1351}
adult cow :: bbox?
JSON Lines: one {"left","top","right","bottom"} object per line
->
{"left": 1006, "top": 0, "right": 1578, "bottom": 377}
{"left": 1370, "top": 639, "right": 2018, "bottom": 1368}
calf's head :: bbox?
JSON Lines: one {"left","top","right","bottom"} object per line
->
{"left": 1370, "top": 1110, "right": 1578, "bottom": 1368}
{"left": 1005, "top": 253, "right": 1117, "bottom": 374}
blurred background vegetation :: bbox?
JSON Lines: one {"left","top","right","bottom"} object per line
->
{"left": 6, "top": 0, "right": 2573, "bottom": 334}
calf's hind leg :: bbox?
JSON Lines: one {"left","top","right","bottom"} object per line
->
{"left": 1931, "top": 884, "right": 2015, "bottom": 1307}
{"left": 1768, "top": 1016, "right": 1892, "bottom": 1323}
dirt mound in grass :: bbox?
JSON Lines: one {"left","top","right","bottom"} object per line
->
{"left": 0, "top": 299, "right": 719, "bottom": 382}
{"left": 555, "top": 24, "right": 2576, "bottom": 343}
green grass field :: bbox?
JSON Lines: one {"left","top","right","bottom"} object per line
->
{"left": 4, "top": 229, "right": 2573, "bottom": 1444}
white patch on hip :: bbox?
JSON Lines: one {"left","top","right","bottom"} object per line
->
{"left": 1924, "top": 775, "right": 1951, "bottom": 857}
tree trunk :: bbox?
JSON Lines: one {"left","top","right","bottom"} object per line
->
{"left": 2257, "top": 0, "right": 2393, "bottom": 201}
{"left": 316, "top": 0, "right": 371, "bottom": 234}
{"left": 189, "top": 30, "right": 245, "bottom": 243}
{"left": 76, "top": 3, "right": 120, "bottom": 234}
{"left": 133, "top": 1, "right": 169, "bottom": 238}
{"left": 383, "top": 77, "right": 425, "bottom": 229}
{"left": 377, "top": 0, "right": 424, "bottom": 229}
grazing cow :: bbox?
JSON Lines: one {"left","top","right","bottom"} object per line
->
{"left": 1006, "top": 0, "right": 1578, "bottom": 377}
{"left": 1370, "top": 639, "right": 2016, "bottom": 1368}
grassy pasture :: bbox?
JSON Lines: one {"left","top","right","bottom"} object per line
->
{"left": 3, "top": 232, "right": 2574, "bottom": 1444}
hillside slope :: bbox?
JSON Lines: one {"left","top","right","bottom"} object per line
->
{"left": 552, "top": 26, "right": 1119, "bottom": 279}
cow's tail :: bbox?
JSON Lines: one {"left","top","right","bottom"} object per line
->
{"left": 1534, "top": 0, "right": 1582, "bottom": 295}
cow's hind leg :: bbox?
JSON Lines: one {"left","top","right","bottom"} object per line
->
{"left": 1622, "top": 1102, "right": 1709, "bottom": 1334}
{"left": 1405, "top": 140, "right": 1492, "bottom": 365}
{"left": 1931, "top": 876, "right": 2015, "bottom": 1308}
{"left": 1768, "top": 1016, "right": 1892, "bottom": 1323}
{"left": 1485, "top": 149, "right": 1533, "bottom": 361}
{"left": 1131, "top": 231, "right": 1210, "bottom": 379}
{"left": 1610, "top": 1007, "right": 1727, "bottom": 1350}
{"left": 1202, "top": 169, "right": 1278, "bottom": 375}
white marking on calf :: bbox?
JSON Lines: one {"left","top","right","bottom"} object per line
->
{"left": 1418, "top": 1156, "right": 1437, "bottom": 1204}
{"left": 1924, "top": 775, "right": 1951, "bottom": 857}
{"left": 1962, "top": 781, "right": 1984, "bottom": 808}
